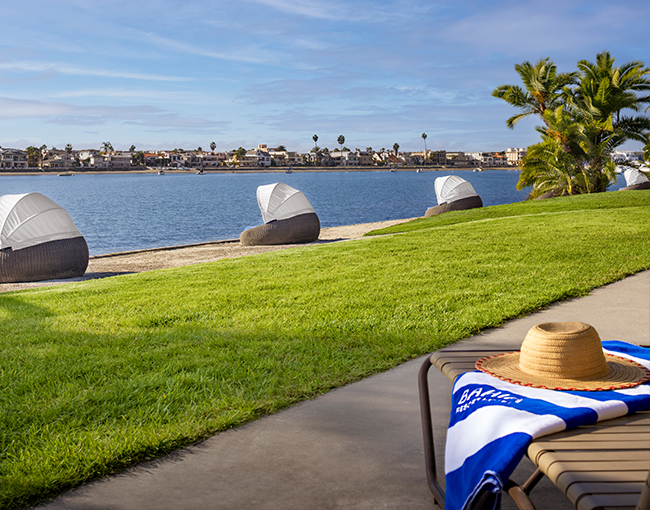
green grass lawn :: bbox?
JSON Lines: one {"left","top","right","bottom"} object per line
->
{"left": 2, "top": 190, "right": 650, "bottom": 508}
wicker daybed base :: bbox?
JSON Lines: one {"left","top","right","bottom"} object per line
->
{"left": 0, "top": 236, "right": 89, "bottom": 283}
{"left": 620, "top": 182, "right": 650, "bottom": 191}
{"left": 240, "top": 213, "right": 321, "bottom": 246}
{"left": 424, "top": 195, "right": 483, "bottom": 217}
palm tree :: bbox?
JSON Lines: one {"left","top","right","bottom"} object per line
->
{"left": 492, "top": 58, "right": 577, "bottom": 129}
{"left": 101, "top": 141, "right": 114, "bottom": 154}
{"left": 210, "top": 141, "right": 216, "bottom": 152}
{"left": 313, "top": 134, "right": 318, "bottom": 150}
{"left": 25, "top": 146, "right": 41, "bottom": 168}
{"left": 337, "top": 135, "right": 345, "bottom": 166}
{"left": 393, "top": 142, "right": 400, "bottom": 156}
{"left": 497, "top": 52, "right": 650, "bottom": 196}
{"left": 421, "top": 133, "right": 428, "bottom": 165}
{"left": 131, "top": 151, "right": 145, "bottom": 167}
{"left": 234, "top": 147, "right": 246, "bottom": 166}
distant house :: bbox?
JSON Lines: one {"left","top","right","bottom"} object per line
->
{"left": 612, "top": 150, "right": 644, "bottom": 163}
{"left": 0, "top": 149, "right": 28, "bottom": 169}
{"left": 385, "top": 153, "right": 403, "bottom": 166}
{"left": 330, "top": 150, "right": 359, "bottom": 166}
{"left": 446, "top": 152, "right": 474, "bottom": 166}
{"left": 142, "top": 153, "right": 160, "bottom": 166}
{"left": 242, "top": 145, "right": 271, "bottom": 167}
{"left": 106, "top": 153, "right": 132, "bottom": 168}
{"left": 161, "top": 151, "right": 184, "bottom": 168}
{"left": 505, "top": 148, "right": 526, "bottom": 166}
{"left": 357, "top": 151, "right": 373, "bottom": 166}
{"left": 42, "top": 153, "right": 75, "bottom": 169}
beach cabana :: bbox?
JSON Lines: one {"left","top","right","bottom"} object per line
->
{"left": 620, "top": 168, "right": 650, "bottom": 191}
{"left": 0, "top": 193, "right": 89, "bottom": 283}
{"left": 240, "top": 183, "right": 320, "bottom": 246}
{"left": 424, "top": 175, "right": 483, "bottom": 217}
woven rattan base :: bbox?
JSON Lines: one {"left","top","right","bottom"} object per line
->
{"left": 240, "top": 213, "right": 321, "bottom": 246}
{"left": 424, "top": 195, "right": 483, "bottom": 217}
{"left": 0, "top": 236, "right": 89, "bottom": 283}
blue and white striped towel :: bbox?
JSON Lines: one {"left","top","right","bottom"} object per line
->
{"left": 444, "top": 341, "right": 650, "bottom": 510}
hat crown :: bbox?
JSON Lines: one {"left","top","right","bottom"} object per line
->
{"left": 519, "top": 322, "right": 609, "bottom": 380}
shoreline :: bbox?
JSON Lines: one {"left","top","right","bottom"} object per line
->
{"left": 0, "top": 217, "right": 416, "bottom": 293}
{"left": 0, "top": 166, "right": 518, "bottom": 176}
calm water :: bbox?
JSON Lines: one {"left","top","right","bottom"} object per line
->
{"left": 0, "top": 170, "right": 628, "bottom": 256}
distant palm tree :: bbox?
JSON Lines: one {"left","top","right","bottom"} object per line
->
{"left": 313, "top": 134, "right": 318, "bottom": 149}
{"left": 393, "top": 143, "right": 399, "bottom": 156}
{"left": 131, "top": 151, "right": 145, "bottom": 167}
{"left": 337, "top": 135, "right": 345, "bottom": 166}
{"left": 25, "top": 146, "right": 41, "bottom": 167}
{"left": 421, "top": 133, "right": 427, "bottom": 165}
{"left": 234, "top": 147, "right": 246, "bottom": 166}
{"left": 101, "top": 141, "right": 114, "bottom": 154}
{"left": 210, "top": 141, "right": 216, "bottom": 152}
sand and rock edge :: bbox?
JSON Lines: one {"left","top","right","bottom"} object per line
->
{"left": 0, "top": 218, "right": 415, "bottom": 293}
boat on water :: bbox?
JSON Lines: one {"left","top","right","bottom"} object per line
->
{"left": 196, "top": 169, "right": 204, "bottom": 175}
{"left": 473, "top": 167, "right": 483, "bottom": 172}
{"left": 416, "top": 168, "right": 423, "bottom": 173}
{"left": 390, "top": 167, "right": 397, "bottom": 172}
{"left": 285, "top": 166, "right": 293, "bottom": 174}
{"left": 58, "top": 172, "right": 74, "bottom": 177}
{"left": 158, "top": 169, "right": 165, "bottom": 175}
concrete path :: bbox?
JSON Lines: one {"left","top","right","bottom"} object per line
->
{"left": 40, "top": 270, "right": 650, "bottom": 510}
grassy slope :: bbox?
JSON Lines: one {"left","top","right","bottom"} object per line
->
{"left": 1, "top": 191, "right": 649, "bottom": 508}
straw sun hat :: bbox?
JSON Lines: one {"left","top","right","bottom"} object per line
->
{"left": 476, "top": 322, "right": 650, "bottom": 391}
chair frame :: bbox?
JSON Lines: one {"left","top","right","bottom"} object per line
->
{"left": 418, "top": 349, "right": 650, "bottom": 510}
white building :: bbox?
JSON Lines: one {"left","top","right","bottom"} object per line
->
{"left": 242, "top": 145, "right": 271, "bottom": 167}
{"left": 505, "top": 148, "right": 527, "bottom": 166}
{"left": 0, "top": 149, "right": 28, "bottom": 169}
{"left": 612, "top": 150, "right": 644, "bottom": 163}
{"left": 330, "top": 150, "right": 359, "bottom": 166}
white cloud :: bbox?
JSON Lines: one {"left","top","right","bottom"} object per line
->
{"left": 141, "top": 33, "right": 284, "bottom": 65}
{"left": 244, "top": 0, "right": 339, "bottom": 19}
{"left": 0, "top": 61, "right": 192, "bottom": 82}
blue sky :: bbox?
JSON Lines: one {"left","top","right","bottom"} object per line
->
{"left": 0, "top": 0, "right": 648, "bottom": 153}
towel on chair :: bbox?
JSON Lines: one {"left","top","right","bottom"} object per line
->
{"left": 444, "top": 341, "right": 650, "bottom": 510}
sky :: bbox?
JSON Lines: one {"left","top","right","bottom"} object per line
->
{"left": 0, "top": 0, "right": 648, "bottom": 154}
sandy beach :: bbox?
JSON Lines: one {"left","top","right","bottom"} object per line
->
{"left": 0, "top": 218, "right": 415, "bottom": 293}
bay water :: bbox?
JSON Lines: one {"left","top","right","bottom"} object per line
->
{"left": 0, "top": 170, "right": 628, "bottom": 256}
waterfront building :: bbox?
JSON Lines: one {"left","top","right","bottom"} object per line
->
{"left": 505, "top": 148, "right": 526, "bottom": 166}
{"left": 42, "top": 152, "right": 75, "bottom": 169}
{"left": 330, "top": 150, "right": 360, "bottom": 166}
{"left": 357, "top": 151, "right": 373, "bottom": 166}
{"left": 446, "top": 152, "right": 474, "bottom": 166}
{"left": 240, "top": 145, "right": 271, "bottom": 167}
{"left": 0, "top": 149, "right": 28, "bottom": 169}
{"left": 612, "top": 150, "right": 644, "bottom": 162}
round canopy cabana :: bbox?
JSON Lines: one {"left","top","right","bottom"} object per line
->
{"left": 620, "top": 168, "right": 650, "bottom": 191}
{"left": 0, "top": 193, "right": 89, "bottom": 283}
{"left": 240, "top": 183, "right": 320, "bottom": 246}
{"left": 425, "top": 175, "right": 483, "bottom": 217}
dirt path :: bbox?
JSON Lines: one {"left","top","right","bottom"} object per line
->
{"left": 0, "top": 218, "right": 415, "bottom": 293}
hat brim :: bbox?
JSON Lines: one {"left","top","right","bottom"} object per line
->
{"left": 476, "top": 352, "right": 650, "bottom": 391}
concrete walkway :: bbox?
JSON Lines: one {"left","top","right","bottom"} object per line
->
{"left": 40, "top": 270, "right": 650, "bottom": 510}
